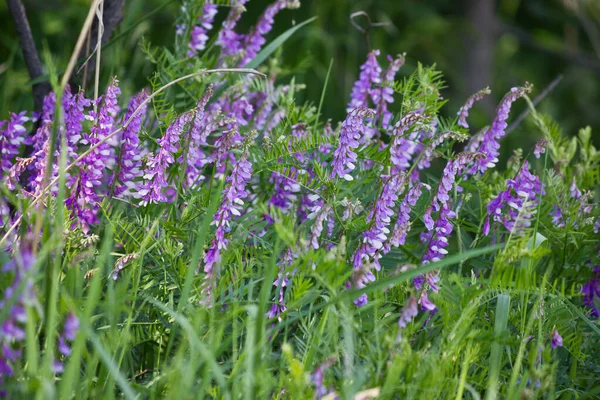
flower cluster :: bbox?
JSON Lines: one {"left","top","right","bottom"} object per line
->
{"left": 330, "top": 107, "right": 373, "bottom": 181}
{"left": 485, "top": 161, "right": 544, "bottom": 235}
{"left": 457, "top": 87, "right": 490, "bottom": 128}
{"left": 187, "top": 2, "right": 218, "bottom": 57}
{"left": 582, "top": 266, "right": 600, "bottom": 317}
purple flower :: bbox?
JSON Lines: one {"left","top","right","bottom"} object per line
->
{"left": 32, "top": 92, "right": 56, "bottom": 153}
{"left": 374, "top": 54, "right": 405, "bottom": 127}
{"left": 239, "top": 0, "right": 300, "bottom": 66}
{"left": 312, "top": 357, "right": 336, "bottom": 399}
{"left": 112, "top": 90, "right": 149, "bottom": 197}
{"left": 217, "top": 0, "right": 248, "bottom": 58}
{"left": 57, "top": 312, "right": 79, "bottom": 358}
{"left": 582, "top": 266, "right": 600, "bottom": 317}
{"left": 550, "top": 205, "right": 565, "bottom": 228}
{"left": 182, "top": 85, "right": 214, "bottom": 189}
{"left": 137, "top": 111, "right": 193, "bottom": 205}
{"left": 551, "top": 328, "right": 563, "bottom": 348}
{"left": 457, "top": 87, "right": 491, "bottom": 129}
{"left": 389, "top": 112, "right": 422, "bottom": 171}
{"left": 422, "top": 207, "right": 455, "bottom": 265}
{"left": 268, "top": 168, "right": 301, "bottom": 214}
{"left": 569, "top": 178, "right": 582, "bottom": 200}
{"left": 0, "top": 111, "right": 29, "bottom": 176}
{"left": 347, "top": 50, "right": 382, "bottom": 112}
{"left": 308, "top": 200, "right": 330, "bottom": 250}
{"left": 188, "top": 2, "right": 218, "bottom": 57}
{"left": 4, "top": 157, "right": 35, "bottom": 191}
{"left": 431, "top": 152, "right": 483, "bottom": 213}
{"left": 331, "top": 107, "right": 374, "bottom": 181}
{"left": 396, "top": 296, "right": 418, "bottom": 342}
{"left": 469, "top": 84, "right": 532, "bottom": 175}
{"left": 534, "top": 139, "right": 548, "bottom": 159}
{"left": 385, "top": 182, "right": 428, "bottom": 252}
{"left": 486, "top": 161, "right": 544, "bottom": 235}
{"left": 201, "top": 147, "right": 253, "bottom": 304}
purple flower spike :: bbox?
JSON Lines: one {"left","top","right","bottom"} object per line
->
{"left": 347, "top": 50, "right": 382, "bottom": 112}
{"left": 375, "top": 53, "right": 405, "bottom": 127}
{"left": 240, "top": 0, "right": 300, "bottom": 66}
{"left": 486, "top": 161, "right": 544, "bottom": 235}
{"left": 385, "top": 182, "right": 428, "bottom": 252}
{"left": 551, "top": 328, "right": 563, "bottom": 348}
{"left": 138, "top": 111, "right": 193, "bottom": 205}
{"left": 201, "top": 146, "right": 254, "bottom": 305}
{"left": 582, "top": 266, "right": 600, "bottom": 317}
{"left": 389, "top": 112, "right": 422, "bottom": 171}
{"left": 113, "top": 90, "right": 149, "bottom": 197}
{"left": 331, "top": 107, "right": 374, "bottom": 181}
{"left": 0, "top": 111, "right": 29, "bottom": 176}
{"left": 183, "top": 85, "right": 214, "bottom": 189}
{"left": 217, "top": 0, "right": 249, "bottom": 58}
{"left": 470, "top": 83, "right": 532, "bottom": 175}
{"left": 188, "top": 2, "right": 218, "bottom": 57}
{"left": 457, "top": 87, "right": 491, "bottom": 129}
{"left": 396, "top": 296, "right": 418, "bottom": 342}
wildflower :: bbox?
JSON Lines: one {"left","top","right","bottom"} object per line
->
{"left": 374, "top": 54, "right": 405, "bottom": 127}
{"left": 386, "top": 183, "right": 428, "bottom": 252}
{"left": 396, "top": 296, "right": 418, "bottom": 342}
{"left": 32, "top": 92, "right": 56, "bottom": 153}
{"left": 308, "top": 201, "right": 331, "bottom": 250}
{"left": 217, "top": 0, "right": 248, "bottom": 58}
{"left": 137, "top": 111, "right": 193, "bottom": 205}
{"left": 188, "top": 2, "right": 218, "bottom": 57}
{"left": 534, "top": 139, "right": 548, "bottom": 159}
{"left": 201, "top": 146, "right": 254, "bottom": 304}
{"left": 331, "top": 107, "right": 374, "bottom": 181}
{"left": 422, "top": 207, "right": 455, "bottom": 265}
{"left": 469, "top": 84, "right": 532, "bottom": 175}
{"left": 431, "top": 152, "right": 482, "bottom": 213}
{"left": 4, "top": 157, "right": 34, "bottom": 190}
{"left": 113, "top": 90, "right": 148, "bottom": 197}
{"left": 581, "top": 266, "right": 600, "bottom": 317}
{"left": 457, "top": 87, "right": 491, "bottom": 129}
{"left": 183, "top": 85, "right": 214, "bottom": 189}
{"left": 239, "top": 0, "right": 300, "bottom": 66}
{"left": 347, "top": 50, "right": 382, "bottom": 112}
{"left": 268, "top": 168, "right": 301, "bottom": 214}
{"left": 550, "top": 205, "right": 565, "bottom": 228}
{"left": 389, "top": 112, "right": 422, "bottom": 171}
{"left": 0, "top": 111, "right": 29, "bottom": 176}
{"left": 551, "top": 328, "right": 563, "bottom": 348}
{"left": 63, "top": 87, "right": 91, "bottom": 164}
{"left": 486, "top": 161, "right": 544, "bottom": 235}
{"left": 569, "top": 178, "right": 582, "bottom": 200}
{"left": 312, "top": 356, "right": 336, "bottom": 399}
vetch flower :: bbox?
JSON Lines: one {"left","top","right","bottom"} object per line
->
{"left": 188, "top": 2, "right": 218, "bottom": 57}
{"left": 581, "top": 266, "right": 600, "bottom": 317}
{"left": 389, "top": 112, "right": 422, "bottom": 171}
{"left": 347, "top": 50, "right": 382, "bottom": 112}
{"left": 374, "top": 54, "right": 405, "bottom": 127}
{"left": 551, "top": 328, "right": 563, "bottom": 348}
{"left": 331, "top": 107, "right": 374, "bottom": 181}
{"left": 385, "top": 182, "right": 428, "bottom": 252}
{"left": 0, "top": 111, "right": 29, "bottom": 176}
{"left": 396, "top": 296, "right": 418, "bottom": 342}
{"left": 217, "top": 0, "right": 248, "bottom": 58}
{"left": 457, "top": 87, "right": 491, "bottom": 129}
{"left": 534, "top": 139, "right": 548, "bottom": 159}
{"left": 469, "top": 84, "right": 532, "bottom": 175}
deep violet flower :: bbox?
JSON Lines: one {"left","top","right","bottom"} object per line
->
{"left": 113, "top": 90, "right": 149, "bottom": 197}
{"left": 457, "top": 87, "right": 491, "bottom": 129}
{"left": 331, "top": 107, "right": 374, "bottom": 181}
{"left": 469, "top": 84, "right": 532, "bottom": 175}
{"left": 347, "top": 50, "right": 382, "bottom": 112}
{"left": 188, "top": 2, "right": 218, "bottom": 57}
{"left": 201, "top": 147, "right": 253, "bottom": 304}
{"left": 239, "top": 0, "right": 300, "bottom": 66}
{"left": 551, "top": 328, "right": 563, "bottom": 348}
{"left": 486, "top": 161, "right": 544, "bottom": 235}
{"left": 137, "top": 111, "right": 193, "bottom": 205}
{"left": 582, "top": 266, "right": 600, "bottom": 317}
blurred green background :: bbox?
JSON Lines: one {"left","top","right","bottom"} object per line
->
{"left": 1, "top": 0, "right": 599, "bottom": 149}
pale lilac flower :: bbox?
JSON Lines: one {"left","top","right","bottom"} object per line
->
{"left": 347, "top": 50, "right": 382, "bottom": 112}
{"left": 331, "top": 107, "right": 374, "bottom": 181}
{"left": 308, "top": 201, "right": 331, "bottom": 250}
{"left": 396, "top": 296, "right": 418, "bottom": 342}
{"left": 457, "top": 87, "right": 491, "bottom": 128}
{"left": 534, "top": 139, "right": 548, "bottom": 159}
{"left": 551, "top": 328, "right": 563, "bottom": 348}
{"left": 188, "top": 2, "right": 218, "bottom": 57}
{"left": 469, "top": 84, "right": 532, "bottom": 175}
